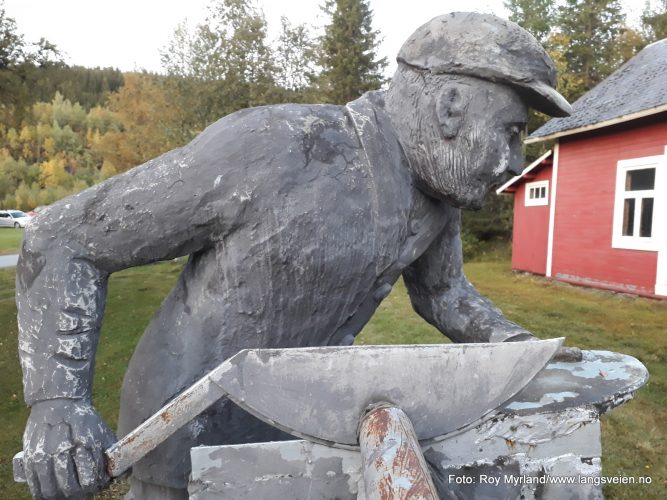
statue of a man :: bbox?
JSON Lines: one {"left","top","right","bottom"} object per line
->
{"left": 17, "top": 13, "right": 571, "bottom": 500}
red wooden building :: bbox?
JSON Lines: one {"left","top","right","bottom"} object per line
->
{"left": 498, "top": 39, "right": 667, "bottom": 299}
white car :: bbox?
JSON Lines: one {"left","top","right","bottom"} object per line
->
{"left": 0, "top": 210, "right": 31, "bottom": 228}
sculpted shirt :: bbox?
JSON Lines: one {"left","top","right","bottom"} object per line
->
{"left": 17, "top": 91, "right": 528, "bottom": 408}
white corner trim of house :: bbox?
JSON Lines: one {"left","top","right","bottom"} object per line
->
{"left": 654, "top": 145, "right": 667, "bottom": 297}
{"left": 545, "top": 143, "right": 559, "bottom": 278}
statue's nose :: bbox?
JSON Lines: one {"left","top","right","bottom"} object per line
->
{"left": 507, "top": 139, "right": 524, "bottom": 176}
{"left": 507, "top": 160, "right": 524, "bottom": 176}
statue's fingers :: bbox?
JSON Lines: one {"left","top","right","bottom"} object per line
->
{"left": 73, "top": 446, "right": 99, "bottom": 491}
{"left": 44, "top": 422, "right": 73, "bottom": 455}
{"left": 26, "top": 465, "right": 43, "bottom": 500}
{"left": 553, "top": 346, "right": 583, "bottom": 362}
{"left": 92, "top": 442, "right": 110, "bottom": 487}
{"left": 33, "top": 457, "right": 58, "bottom": 499}
{"left": 26, "top": 424, "right": 45, "bottom": 457}
{"left": 53, "top": 451, "right": 79, "bottom": 497}
{"left": 99, "top": 423, "right": 117, "bottom": 449}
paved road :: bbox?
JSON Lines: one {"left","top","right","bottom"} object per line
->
{"left": 0, "top": 254, "right": 18, "bottom": 268}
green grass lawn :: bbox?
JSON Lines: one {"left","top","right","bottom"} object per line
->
{"left": 1, "top": 253, "right": 665, "bottom": 498}
{"left": 0, "top": 228, "right": 23, "bottom": 255}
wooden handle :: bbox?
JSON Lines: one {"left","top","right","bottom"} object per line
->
{"left": 106, "top": 368, "right": 228, "bottom": 477}
{"left": 358, "top": 403, "right": 439, "bottom": 500}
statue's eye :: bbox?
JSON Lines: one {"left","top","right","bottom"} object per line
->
{"left": 508, "top": 125, "right": 521, "bottom": 136}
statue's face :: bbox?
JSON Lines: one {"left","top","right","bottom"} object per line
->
{"left": 405, "top": 77, "right": 527, "bottom": 210}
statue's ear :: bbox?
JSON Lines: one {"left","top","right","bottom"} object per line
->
{"left": 435, "top": 85, "right": 469, "bottom": 139}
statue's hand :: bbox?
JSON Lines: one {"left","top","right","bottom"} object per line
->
{"left": 552, "top": 345, "right": 583, "bottom": 362}
{"left": 23, "top": 399, "right": 116, "bottom": 499}
{"left": 503, "top": 331, "right": 583, "bottom": 362}
{"left": 500, "top": 327, "right": 538, "bottom": 343}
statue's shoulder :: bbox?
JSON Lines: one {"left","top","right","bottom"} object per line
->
{"left": 345, "top": 91, "right": 404, "bottom": 164}
{"left": 195, "top": 93, "right": 394, "bottom": 148}
{"left": 196, "top": 102, "right": 356, "bottom": 146}
{"left": 220, "top": 102, "right": 351, "bottom": 128}
{"left": 345, "top": 91, "right": 394, "bottom": 136}
{"left": 186, "top": 96, "right": 399, "bottom": 173}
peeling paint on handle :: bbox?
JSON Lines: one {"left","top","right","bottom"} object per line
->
{"left": 358, "top": 404, "right": 438, "bottom": 500}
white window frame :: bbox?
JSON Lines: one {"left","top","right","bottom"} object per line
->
{"left": 525, "top": 180, "right": 549, "bottom": 206}
{"left": 612, "top": 155, "right": 663, "bottom": 251}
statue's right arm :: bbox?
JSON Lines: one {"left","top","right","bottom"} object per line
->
{"left": 18, "top": 144, "right": 228, "bottom": 498}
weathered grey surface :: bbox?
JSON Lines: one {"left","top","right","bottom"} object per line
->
{"left": 16, "top": 12, "right": 572, "bottom": 499}
{"left": 397, "top": 12, "right": 572, "bottom": 117}
{"left": 424, "top": 408, "right": 602, "bottom": 468}
{"left": 189, "top": 441, "right": 364, "bottom": 500}
{"left": 188, "top": 413, "right": 602, "bottom": 500}
{"left": 187, "top": 350, "right": 645, "bottom": 499}
{"left": 13, "top": 451, "right": 25, "bottom": 483}
{"left": 14, "top": 340, "right": 557, "bottom": 486}
{"left": 212, "top": 341, "right": 561, "bottom": 446}
{"left": 20, "top": 399, "right": 116, "bottom": 498}
{"left": 503, "top": 350, "right": 649, "bottom": 415}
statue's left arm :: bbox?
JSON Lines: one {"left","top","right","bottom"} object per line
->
{"left": 16, "top": 142, "right": 229, "bottom": 498}
{"left": 403, "top": 205, "right": 535, "bottom": 343}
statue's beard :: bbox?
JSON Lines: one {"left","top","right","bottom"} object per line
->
{"left": 404, "top": 120, "right": 491, "bottom": 210}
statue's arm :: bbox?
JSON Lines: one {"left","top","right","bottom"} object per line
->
{"left": 402, "top": 205, "right": 535, "bottom": 343}
{"left": 18, "top": 146, "right": 224, "bottom": 403}
{"left": 17, "top": 146, "right": 225, "bottom": 497}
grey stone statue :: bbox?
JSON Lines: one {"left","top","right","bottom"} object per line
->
{"left": 17, "top": 12, "right": 572, "bottom": 500}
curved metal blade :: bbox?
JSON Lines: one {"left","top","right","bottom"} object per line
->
{"left": 212, "top": 339, "right": 563, "bottom": 447}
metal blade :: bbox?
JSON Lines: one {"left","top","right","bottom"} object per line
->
{"left": 211, "top": 339, "right": 562, "bottom": 447}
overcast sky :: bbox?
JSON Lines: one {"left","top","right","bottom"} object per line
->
{"left": 4, "top": 0, "right": 652, "bottom": 77}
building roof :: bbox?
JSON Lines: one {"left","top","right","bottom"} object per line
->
{"left": 496, "top": 150, "right": 552, "bottom": 194}
{"left": 526, "top": 39, "right": 667, "bottom": 144}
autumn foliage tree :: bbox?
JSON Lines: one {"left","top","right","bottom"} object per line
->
{"left": 92, "top": 73, "right": 185, "bottom": 173}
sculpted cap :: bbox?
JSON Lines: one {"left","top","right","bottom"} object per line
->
{"left": 397, "top": 12, "right": 572, "bottom": 117}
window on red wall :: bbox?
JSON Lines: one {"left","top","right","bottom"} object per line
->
{"left": 525, "top": 180, "right": 549, "bottom": 207}
{"left": 613, "top": 154, "right": 664, "bottom": 251}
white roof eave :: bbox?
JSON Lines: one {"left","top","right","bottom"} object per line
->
{"left": 496, "top": 149, "right": 553, "bottom": 194}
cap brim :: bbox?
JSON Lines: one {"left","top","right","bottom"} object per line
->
{"left": 518, "top": 81, "right": 572, "bottom": 117}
